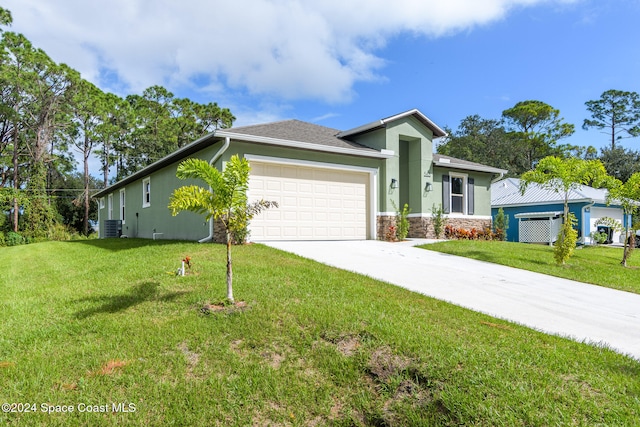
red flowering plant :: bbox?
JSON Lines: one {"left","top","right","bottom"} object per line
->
{"left": 183, "top": 256, "right": 192, "bottom": 269}
{"left": 385, "top": 225, "right": 397, "bottom": 242}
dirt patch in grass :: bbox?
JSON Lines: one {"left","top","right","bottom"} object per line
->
{"left": 91, "top": 359, "right": 128, "bottom": 376}
{"left": 561, "top": 374, "right": 602, "bottom": 398}
{"left": 178, "top": 341, "right": 200, "bottom": 378}
{"left": 230, "top": 339, "right": 244, "bottom": 353}
{"left": 480, "top": 320, "right": 512, "bottom": 331}
{"left": 336, "top": 335, "right": 361, "bottom": 356}
{"left": 321, "top": 330, "right": 373, "bottom": 356}
{"left": 0, "top": 361, "right": 15, "bottom": 368}
{"left": 367, "top": 346, "right": 412, "bottom": 382}
{"left": 200, "top": 301, "right": 249, "bottom": 315}
{"left": 261, "top": 351, "right": 285, "bottom": 369}
{"left": 362, "top": 346, "right": 452, "bottom": 425}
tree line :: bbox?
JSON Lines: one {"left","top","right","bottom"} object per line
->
{"left": 437, "top": 92, "right": 640, "bottom": 180}
{"left": 0, "top": 7, "right": 235, "bottom": 242}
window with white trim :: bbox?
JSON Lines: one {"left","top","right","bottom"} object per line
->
{"left": 443, "top": 173, "right": 475, "bottom": 215}
{"left": 99, "top": 197, "right": 105, "bottom": 209}
{"left": 142, "top": 177, "right": 151, "bottom": 208}
{"left": 108, "top": 194, "right": 113, "bottom": 220}
{"left": 450, "top": 175, "right": 465, "bottom": 214}
{"left": 119, "top": 189, "right": 126, "bottom": 223}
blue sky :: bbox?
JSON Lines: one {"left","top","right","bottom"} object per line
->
{"left": 4, "top": 0, "right": 640, "bottom": 166}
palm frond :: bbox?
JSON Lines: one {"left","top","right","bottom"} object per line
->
{"left": 176, "top": 158, "right": 223, "bottom": 189}
{"left": 168, "top": 185, "right": 216, "bottom": 218}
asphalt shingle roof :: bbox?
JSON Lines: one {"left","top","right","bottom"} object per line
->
{"left": 229, "top": 119, "right": 379, "bottom": 153}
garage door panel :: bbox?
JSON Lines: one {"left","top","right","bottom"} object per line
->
{"left": 264, "top": 211, "right": 282, "bottom": 220}
{"left": 282, "top": 182, "right": 297, "bottom": 192}
{"left": 248, "top": 161, "right": 369, "bottom": 241}
{"left": 282, "top": 196, "right": 298, "bottom": 208}
{"left": 298, "top": 197, "right": 313, "bottom": 208}
{"left": 266, "top": 180, "right": 282, "bottom": 191}
{"left": 283, "top": 211, "right": 297, "bottom": 221}
{"left": 327, "top": 199, "right": 340, "bottom": 209}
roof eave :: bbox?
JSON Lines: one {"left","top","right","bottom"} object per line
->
{"left": 93, "top": 131, "right": 220, "bottom": 198}
{"left": 434, "top": 160, "right": 507, "bottom": 175}
{"left": 216, "top": 130, "right": 392, "bottom": 159}
{"left": 337, "top": 109, "right": 447, "bottom": 139}
{"left": 93, "top": 129, "right": 392, "bottom": 199}
{"left": 335, "top": 120, "right": 385, "bottom": 139}
{"left": 492, "top": 198, "right": 598, "bottom": 208}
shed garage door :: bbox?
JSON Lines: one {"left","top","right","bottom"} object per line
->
{"left": 248, "top": 161, "right": 369, "bottom": 240}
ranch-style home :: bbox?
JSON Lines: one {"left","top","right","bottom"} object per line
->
{"left": 491, "top": 177, "right": 632, "bottom": 245}
{"left": 94, "top": 109, "right": 507, "bottom": 242}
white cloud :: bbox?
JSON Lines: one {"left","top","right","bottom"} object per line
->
{"left": 3, "top": 0, "right": 579, "bottom": 103}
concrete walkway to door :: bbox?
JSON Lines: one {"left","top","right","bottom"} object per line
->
{"left": 263, "top": 239, "right": 640, "bottom": 360}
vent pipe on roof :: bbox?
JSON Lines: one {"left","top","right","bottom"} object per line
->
{"left": 199, "top": 136, "right": 231, "bottom": 243}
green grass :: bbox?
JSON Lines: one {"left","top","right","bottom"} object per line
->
{"left": 420, "top": 240, "right": 640, "bottom": 294}
{"left": 1, "top": 239, "right": 640, "bottom": 426}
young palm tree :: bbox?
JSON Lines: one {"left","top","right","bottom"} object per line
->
{"left": 520, "top": 156, "right": 613, "bottom": 265}
{"left": 607, "top": 173, "right": 640, "bottom": 266}
{"left": 168, "top": 155, "right": 276, "bottom": 303}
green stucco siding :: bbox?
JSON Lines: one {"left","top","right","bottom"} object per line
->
{"left": 432, "top": 167, "right": 493, "bottom": 216}
{"left": 98, "top": 142, "right": 223, "bottom": 240}
{"left": 220, "top": 141, "right": 383, "bottom": 171}
{"left": 350, "top": 116, "right": 435, "bottom": 214}
{"left": 98, "top": 139, "right": 384, "bottom": 241}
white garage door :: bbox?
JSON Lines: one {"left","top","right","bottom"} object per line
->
{"left": 248, "top": 161, "right": 369, "bottom": 241}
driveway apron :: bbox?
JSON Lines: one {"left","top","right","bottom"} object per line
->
{"left": 263, "top": 240, "right": 640, "bottom": 360}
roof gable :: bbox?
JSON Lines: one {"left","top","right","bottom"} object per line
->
{"left": 336, "top": 109, "right": 447, "bottom": 139}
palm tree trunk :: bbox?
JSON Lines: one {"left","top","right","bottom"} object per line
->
{"left": 621, "top": 231, "right": 633, "bottom": 267}
{"left": 226, "top": 230, "right": 234, "bottom": 303}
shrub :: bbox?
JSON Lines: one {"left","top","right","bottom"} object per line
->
{"left": 431, "top": 203, "right": 446, "bottom": 239}
{"left": 445, "top": 225, "right": 499, "bottom": 241}
{"left": 590, "top": 231, "right": 608, "bottom": 245}
{"left": 390, "top": 200, "right": 410, "bottom": 241}
{"left": 554, "top": 214, "right": 578, "bottom": 265}
{"left": 5, "top": 231, "right": 25, "bottom": 246}
{"left": 48, "top": 223, "right": 73, "bottom": 241}
{"left": 397, "top": 204, "right": 410, "bottom": 241}
{"left": 493, "top": 208, "right": 509, "bottom": 241}
{"left": 232, "top": 226, "right": 250, "bottom": 245}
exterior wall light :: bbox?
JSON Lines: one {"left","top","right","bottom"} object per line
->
{"left": 390, "top": 178, "right": 398, "bottom": 189}
{"left": 424, "top": 182, "right": 433, "bottom": 192}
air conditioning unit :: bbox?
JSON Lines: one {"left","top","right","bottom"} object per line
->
{"left": 103, "top": 220, "right": 122, "bottom": 238}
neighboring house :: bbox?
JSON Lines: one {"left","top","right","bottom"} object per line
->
{"left": 491, "top": 178, "right": 631, "bottom": 245}
{"left": 94, "top": 109, "right": 506, "bottom": 242}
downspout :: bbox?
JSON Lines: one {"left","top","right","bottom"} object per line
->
{"left": 491, "top": 172, "right": 505, "bottom": 184}
{"left": 198, "top": 136, "right": 231, "bottom": 243}
{"left": 581, "top": 201, "right": 595, "bottom": 245}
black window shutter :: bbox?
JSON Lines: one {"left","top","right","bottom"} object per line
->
{"left": 467, "top": 177, "right": 475, "bottom": 215}
{"left": 442, "top": 175, "right": 450, "bottom": 214}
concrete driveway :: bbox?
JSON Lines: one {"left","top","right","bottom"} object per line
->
{"left": 263, "top": 239, "right": 640, "bottom": 360}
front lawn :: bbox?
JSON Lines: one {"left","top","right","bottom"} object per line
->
{"left": 420, "top": 240, "right": 640, "bottom": 294}
{"left": 1, "top": 239, "right": 639, "bottom": 426}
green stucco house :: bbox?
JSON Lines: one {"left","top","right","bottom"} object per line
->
{"left": 94, "top": 109, "right": 506, "bottom": 242}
